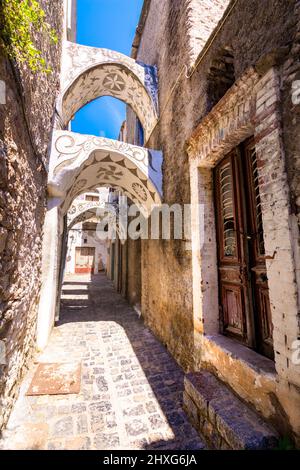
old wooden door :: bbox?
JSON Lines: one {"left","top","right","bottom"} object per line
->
{"left": 243, "top": 139, "right": 274, "bottom": 359}
{"left": 75, "top": 246, "right": 95, "bottom": 274}
{"left": 214, "top": 140, "right": 274, "bottom": 359}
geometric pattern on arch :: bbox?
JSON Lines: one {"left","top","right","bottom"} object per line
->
{"left": 68, "top": 200, "right": 104, "bottom": 228}
{"left": 56, "top": 41, "right": 159, "bottom": 142}
{"left": 48, "top": 130, "right": 163, "bottom": 216}
{"left": 67, "top": 201, "right": 116, "bottom": 231}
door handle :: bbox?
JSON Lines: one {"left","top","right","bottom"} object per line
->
{"left": 261, "top": 251, "right": 277, "bottom": 260}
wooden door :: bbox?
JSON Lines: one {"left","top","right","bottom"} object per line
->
{"left": 215, "top": 149, "right": 251, "bottom": 345}
{"left": 75, "top": 246, "right": 95, "bottom": 274}
{"left": 214, "top": 141, "right": 274, "bottom": 359}
{"left": 243, "top": 139, "right": 274, "bottom": 359}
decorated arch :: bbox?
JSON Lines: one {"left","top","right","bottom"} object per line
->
{"left": 57, "top": 41, "right": 159, "bottom": 142}
{"left": 49, "top": 130, "right": 163, "bottom": 216}
{"left": 67, "top": 200, "right": 115, "bottom": 231}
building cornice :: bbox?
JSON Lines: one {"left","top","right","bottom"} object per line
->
{"left": 131, "top": 0, "right": 152, "bottom": 59}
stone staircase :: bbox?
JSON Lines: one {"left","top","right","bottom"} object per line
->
{"left": 183, "top": 371, "right": 279, "bottom": 450}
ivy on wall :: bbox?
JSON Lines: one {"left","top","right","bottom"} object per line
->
{"left": 0, "top": 0, "right": 57, "bottom": 73}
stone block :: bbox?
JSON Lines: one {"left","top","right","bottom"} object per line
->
{"left": 184, "top": 371, "right": 279, "bottom": 449}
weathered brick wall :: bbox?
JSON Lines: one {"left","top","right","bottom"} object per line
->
{"left": 281, "top": 0, "right": 300, "bottom": 309}
{"left": 185, "top": 0, "right": 230, "bottom": 66}
{"left": 0, "top": 0, "right": 63, "bottom": 431}
{"left": 127, "top": 0, "right": 299, "bottom": 371}
{"left": 187, "top": 64, "right": 300, "bottom": 441}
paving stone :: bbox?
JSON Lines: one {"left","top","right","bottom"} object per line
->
{"left": 123, "top": 404, "right": 145, "bottom": 417}
{"left": 125, "top": 419, "right": 149, "bottom": 437}
{"left": 51, "top": 416, "right": 74, "bottom": 438}
{"left": 89, "top": 401, "right": 112, "bottom": 413}
{"left": 149, "top": 414, "right": 167, "bottom": 429}
{"left": 146, "top": 401, "right": 157, "bottom": 413}
{"left": 65, "top": 436, "right": 91, "bottom": 450}
{"left": 76, "top": 414, "right": 88, "bottom": 434}
{"left": 94, "top": 432, "right": 120, "bottom": 450}
{"left": 104, "top": 413, "right": 117, "bottom": 429}
{"left": 47, "top": 439, "right": 65, "bottom": 450}
{"left": 71, "top": 403, "right": 87, "bottom": 413}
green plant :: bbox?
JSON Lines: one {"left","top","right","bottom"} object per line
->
{"left": 275, "top": 436, "right": 295, "bottom": 451}
{"left": 0, "top": 0, "right": 58, "bottom": 73}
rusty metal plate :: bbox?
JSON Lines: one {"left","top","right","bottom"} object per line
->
{"left": 26, "top": 363, "right": 81, "bottom": 396}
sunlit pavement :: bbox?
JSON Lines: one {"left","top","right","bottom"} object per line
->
{"left": 0, "top": 273, "right": 205, "bottom": 450}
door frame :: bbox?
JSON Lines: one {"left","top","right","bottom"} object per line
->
{"left": 214, "top": 141, "right": 274, "bottom": 358}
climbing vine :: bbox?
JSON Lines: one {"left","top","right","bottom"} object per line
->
{"left": 0, "top": 0, "right": 58, "bottom": 73}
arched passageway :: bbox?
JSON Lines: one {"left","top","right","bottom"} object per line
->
{"left": 67, "top": 202, "right": 112, "bottom": 231}
{"left": 36, "top": 41, "right": 163, "bottom": 350}
{"left": 49, "top": 130, "right": 162, "bottom": 216}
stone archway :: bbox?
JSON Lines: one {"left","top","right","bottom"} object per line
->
{"left": 67, "top": 200, "right": 111, "bottom": 231}
{"left": 57, "top": 41, "right": 159, "bottom": 141}
{"left": 37, "top": 131, "right": 163, "bottom": 349}
{"left": 37, "top": 41, "right": 162, "bottom": 350}
{"left": 49, "top": 130, "right": 163, "bottom": 216}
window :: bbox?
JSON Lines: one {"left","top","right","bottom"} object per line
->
{"left": 207, "top": 48, "right": 235, "bottom": 111}
{"left": 82, "top": 222, "right": 97, "bottom": 231}
{"left": 85, "top": 195, "right": 100, "bottom": 202}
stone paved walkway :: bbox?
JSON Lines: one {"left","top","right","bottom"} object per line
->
{"left": 0, "top": 273, "right": 205, "bottom": 450}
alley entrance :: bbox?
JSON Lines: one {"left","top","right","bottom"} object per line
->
{"left": 0, "top": 274, "right": 205, "bottom": 450}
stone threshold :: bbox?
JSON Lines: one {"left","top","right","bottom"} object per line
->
{"left": 183, "top": 371, "right": 279, "bottom": 450}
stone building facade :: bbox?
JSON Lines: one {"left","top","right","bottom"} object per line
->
{"left": 120, "top": 0, "right": 300, "bottom": 445}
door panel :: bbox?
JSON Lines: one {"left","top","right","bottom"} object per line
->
{"left": 215, "top": 151, "right": 249, "bottom": 343}
{"left": 221, "top": 283, "right": 245, "bottom": 336}
{"left": 243, "top": 140, "right": 274, "bottom": 359}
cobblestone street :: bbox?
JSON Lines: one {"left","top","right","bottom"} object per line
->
{"left": 0, "top": 274, "right": 205, "bottom": 450}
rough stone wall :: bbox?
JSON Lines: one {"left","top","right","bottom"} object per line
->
{"left": 0, "top": 0, "right": 63, "bottom": 431}
{"left": 126, "top": 0, "right": 299, "bottom": 372}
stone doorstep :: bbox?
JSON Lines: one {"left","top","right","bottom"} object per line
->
{"left": 183, "top": 371, "right": 279, "bottom": 450}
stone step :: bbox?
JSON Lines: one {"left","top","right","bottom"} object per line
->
{"left": 183, "top": 371, "right": 279, "bottom": 450}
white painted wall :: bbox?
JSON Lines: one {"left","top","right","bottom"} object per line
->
{"left": 66, "top": 223, "right": 109, "bottom": 274}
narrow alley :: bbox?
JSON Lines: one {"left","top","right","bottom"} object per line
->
{"left": 0, "top": 274, "right": 205, "bottom": 451}
{"left": 1, "top": 0, "right": 300, "bottom": 452}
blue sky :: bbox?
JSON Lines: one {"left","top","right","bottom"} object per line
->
{"left": 71, "top": 0, "right": 143, "bottom": 139}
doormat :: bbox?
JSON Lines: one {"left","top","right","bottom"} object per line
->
{"left": 26, "top": 363, "right": 81, "bottom": 396}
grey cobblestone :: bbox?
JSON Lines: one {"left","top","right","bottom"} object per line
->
{"left": 0, "top": 274, "right": 206, "bottom": 450}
